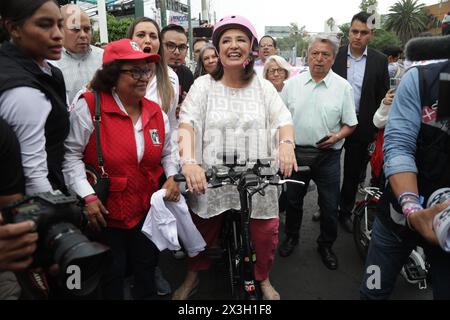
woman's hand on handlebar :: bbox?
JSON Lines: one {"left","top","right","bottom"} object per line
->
{"left": 182, "top": 164, "right": 208, "bottom": 195}
{"left": 278, "top": 144, "right": 298, "bottom": 178}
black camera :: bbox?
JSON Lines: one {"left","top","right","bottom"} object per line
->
{"left": 193, "top": 27, "right": 213, "bottom": 39}
{"left": 2, "top": 190, "right": 111, "bottom": 296}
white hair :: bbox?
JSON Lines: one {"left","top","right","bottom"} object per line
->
{"left": 307, "top": 34, "right": 340, "bottom": 56}
{"left": 263, "top": 55, "right": 292, "bottom": 79}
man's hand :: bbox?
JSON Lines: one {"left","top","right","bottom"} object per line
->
{"left": 163, "top": 176, "right": 181, "bottom": 202}
{"left": 0, "top": 218, "right": 38, "bottom": 271}
{"left": 317, "top": 134, "right": 340, "bottom": 149}
{"left": 408, "top": 201, "right": 450, "bottom": 245}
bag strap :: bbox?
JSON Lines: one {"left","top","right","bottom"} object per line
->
{"left": 93, "top": 91, "right": 108, "bottom": 177}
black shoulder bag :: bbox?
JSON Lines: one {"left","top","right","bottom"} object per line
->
{"left": 85, "top": 91, "right": 110, "bottom": 204}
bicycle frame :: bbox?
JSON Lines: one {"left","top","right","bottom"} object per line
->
{"left": 175, "top": 159, "right": 304, "bottom": 300}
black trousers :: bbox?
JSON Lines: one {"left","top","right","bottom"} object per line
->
{"left": 285, "top": 150, "right": 342, "bottom": 248}
{"left": 340, "top": 138, "right": 371, "bottom": 217}
{"left": 100, "top": 218, "right": 159, "bottom": 300}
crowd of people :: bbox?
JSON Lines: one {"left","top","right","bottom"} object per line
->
{"left": 0, "top": 0, "right": 449, "bottom": 301}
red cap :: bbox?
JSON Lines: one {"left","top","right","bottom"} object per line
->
{"left": 103, "top": 39, "right": 160, "bottom": 65}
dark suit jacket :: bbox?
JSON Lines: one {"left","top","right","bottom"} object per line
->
{"left": 332, "top": 46, "right": 389, "bottom": 143}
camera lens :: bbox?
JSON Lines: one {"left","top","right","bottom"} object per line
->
{"left": 45, "top": 223, "right": 111, "bottom": 296}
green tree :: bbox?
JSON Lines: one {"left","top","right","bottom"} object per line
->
{"left": 106, "top": 14, "right": 134, "bottom": 42}
{"left": 369, "top": 29, "right": 402, "bottom": 51}
{"left": 277, "top": 23, "right": 308, "bottom": 57}
{"left": 384, "top": 0, "right": 429, "bottom": 45}
{"left": 338, "top": 23, "right": 351, "bottom": 47}
{"left": 359, "top": 0, "right": 379, "bottom": 12}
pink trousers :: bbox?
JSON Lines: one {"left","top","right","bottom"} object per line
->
{"left": 187, "top": 212, "right": 279, "bottom": 281}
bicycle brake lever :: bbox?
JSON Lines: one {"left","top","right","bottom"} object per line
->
{"left": 208, "top": 180, "right": 226, "bottom": 189}
{"left": 277, "top": 179, "right": 306, "bottom": 186}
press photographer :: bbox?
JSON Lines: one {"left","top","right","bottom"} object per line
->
{"left": 0, "top": 117, "right": 31, "bottom": 300}
{"left": 2, "top": 191, "right": 111, "bottom": 299}
{"left": 1, "top": 117, "right": 111, "bottom": 300}
{"left": 360, "top": 34, "right": 450, "bottom": 300}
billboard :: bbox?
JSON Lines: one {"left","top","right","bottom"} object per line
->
{"left": 264, "top": 26, "right": 291, "bottom": 38}
{"left": 168, "top": 10, "right": 188, "bottom": 28}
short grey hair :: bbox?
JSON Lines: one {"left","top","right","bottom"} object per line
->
{"left": 307, "top": 34, "right": 340, "bottom": 57}
{"left": 263, "top": 55, "right": 292, "bottom": 79}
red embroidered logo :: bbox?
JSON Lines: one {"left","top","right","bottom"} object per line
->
{"left": 422, "top": 103, "right": 438, "bottom": 124}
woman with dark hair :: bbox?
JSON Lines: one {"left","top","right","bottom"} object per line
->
{"left": 193, "top": 43, "right": 218, "bottom": 79}
{"left": 127, "top": 17, "right": 179, "bottom": 130}
{"left": 62, "top": 39, "right": 179, "bottom": 299}
{"left": 174, "top": 15, "right": 297, "bottom": 300}
{"left": 0, "top": 0, "right": 68, "bottom": 194}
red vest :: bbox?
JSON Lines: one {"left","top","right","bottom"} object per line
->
{"left": 82, "top": 91, "right": 165, "bottom": 229}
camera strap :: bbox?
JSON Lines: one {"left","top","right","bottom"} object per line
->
{"left": 93, "top": 91, "right": 108, "bottom": 177}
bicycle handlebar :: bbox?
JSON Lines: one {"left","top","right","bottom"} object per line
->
{"left": 174, "top": 165, "right": 305, "bottom": 189}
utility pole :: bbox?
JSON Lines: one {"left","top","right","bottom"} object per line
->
{"left": 135, "top": 0, "right": 144, "bottom": 18}
{"left": 201, "top": 0, "right": 208, "bottom": 22}
{"left": 160, "top": 0, "right": 167, "bottom": 28}
{"left": 188, "top": 0, "right": 193, "bottom": 60}
{"left": 97, "top": 0, "right": 108, "bottom": 44}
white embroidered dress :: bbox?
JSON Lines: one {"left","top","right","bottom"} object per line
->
{"left": 179, "top": 74, "right": 293, "bottom": 220}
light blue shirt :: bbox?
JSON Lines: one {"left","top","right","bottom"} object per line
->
{"left": 281, "top": 70, "right": 358, "bottom": 150}
{"left": 383, "top": 68, "right": 421, "bottom": 178}
{"left": 347, "top": 46, "right": 368, "bottom": 114}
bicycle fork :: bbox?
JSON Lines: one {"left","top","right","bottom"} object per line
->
{"left": 238, "top": 183, "right": 259, "bottom": 300}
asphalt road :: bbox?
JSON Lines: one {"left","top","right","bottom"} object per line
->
{"left": 158, "top": 182, "right": 432, "bottom": 300}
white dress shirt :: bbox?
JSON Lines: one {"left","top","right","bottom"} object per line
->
{"left": 62, "top": 91, "right": 179, "bottom": 198}
{"left": 0, "top": 62, "right": 60, "bottom": 195}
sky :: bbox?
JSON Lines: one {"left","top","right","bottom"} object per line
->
{"left": 190, "top": 0, "right": 440, "bottom": 37}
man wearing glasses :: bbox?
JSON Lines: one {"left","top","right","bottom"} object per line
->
{"left": 332, "top": 12, "right": 389, "bottom": 233}
{"left": 256, "top": 36, "right": 278, "bottom": 66}
{"left": 161, "top": 24, "right": 194, "bottom": 106}
{"left": 52, "top": 4, "right": 103, "bottom": 103}
{"left": 255, "top": 36, "right": 278, "bottom": 76}
{"left": 280, "top": 35, "right": 357, "bottom": 269}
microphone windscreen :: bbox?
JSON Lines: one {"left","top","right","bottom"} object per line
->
{"left": 405, "top": 35, "right": 450, "bottom": 61}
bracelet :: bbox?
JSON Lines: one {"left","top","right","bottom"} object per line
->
{"left": 402, "top": 203, "right": 423, "bottom": 218}
{"left": 398, "top": 192, "right": 422, "bottom": 206}
{"left": 84, "top": 194, "right": 98, "bottom": 204}
{"left": 280, "top": 140, "right": 295, "bottom": 148}
{"left": 402, "top": 202, "right": 423, "bottom": 231}
{"left": 335, "top": 133, "right": 341, "bottom": 140}
{"left": 180, "top": 159, "right": 197, "bottom": 167}
{"left": 400, "top": 196, "right": 422, "bottom": 207}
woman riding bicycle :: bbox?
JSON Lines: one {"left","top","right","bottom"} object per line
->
{"left": 174, "top": 15, "right": 297, "bottom": 300}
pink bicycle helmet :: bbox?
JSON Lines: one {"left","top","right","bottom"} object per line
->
{"left": 212, "top": 15, "right": 258, "bottom": 54}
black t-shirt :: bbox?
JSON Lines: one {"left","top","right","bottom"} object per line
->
{"left": 174, "top": 64, "right": 194, "bottom": 104}
{"left": 0, "top": 117, "right": 25, "bottom": 195}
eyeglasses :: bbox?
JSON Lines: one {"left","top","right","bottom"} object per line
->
{"left": 164, "top": 42, "right": 189, "bottom": 53}
{"left": 350, "top": 29, "right": 371, "bottom": 36}
{"left": 120, "top": 68, "right": 154, "bottom": 80}
{"left": 310, "top": 51, "right": 333, "bottom": 60}
{"left": 267, "top": 68, "right": 286, "bottom": 76}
